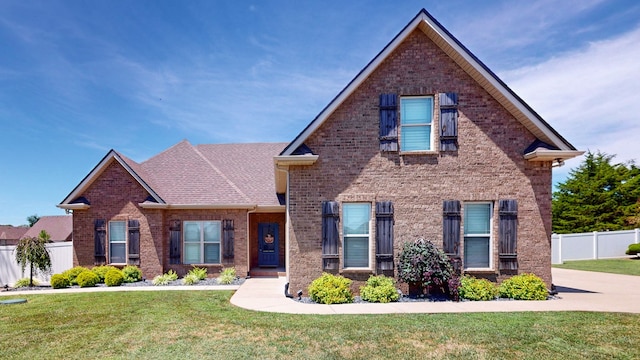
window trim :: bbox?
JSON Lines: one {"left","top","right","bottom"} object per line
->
{"left": 399, "top": 95, "right": 435, "bottom": 153}
{"left": 463, "top": 202, "right": 493, "bottom": 271}
{"left": 342, "top": 202, "right": 373, "bottom": 270}
{"left": 183, "top": 220, "right": 222, "bottom": 265}
{"left": 108, "top": 220, "right": 127, "bottom": 265}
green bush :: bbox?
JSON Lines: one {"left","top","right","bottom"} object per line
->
{"left": 188, "top": 266, "right": 207, "bottom": 281}
{"left": 217, "top": 267, "right": 236, "bottom": 285}
{"left": 104, "top": 269, "right": 124, "bottom": 287}
{"left": 50, "top": 274, "right": 70, "bottom": 289}
{"left": 397, "top": 239, "right": 453, "bottom": 290}
{"left": 76, "top": 270, "right": 100, "bottom": 288}
{"left": 152, "top": 270, "right": 178, "bottom": 286}
{"left": 62, "top": 266, "right": 90, "bottom": 285}
{"left": 498, "top": 273, "right": 548, "bottom": 300}
{"left": 308, "top": 273, "right": 353, "bottom": 304}
{"left": 459, "top": 276, "right": 498, "bottom": 301}
{"left": 182, "top": 273, "right": 200, "bottom": 285}
{"left": 14, "top": 278, "right": 38, "bottom": 288}
{"left": 625, "top": 243, "right": 640, "bottom": 255}
{"left": 359, "top": 275, "right": 399, "bottom": 303}
{"left": 92, "top": 265, "right": 118, "bottom": 283}
{"left": 122, "top": 265, "right": 143, "bottom": 283}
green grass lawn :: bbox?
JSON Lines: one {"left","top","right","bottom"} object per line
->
{"left": 1, "top": 291, "right": 639, "bottom": 359}
{"left": 553, "top": 257, "right": 640, "bottom": 276}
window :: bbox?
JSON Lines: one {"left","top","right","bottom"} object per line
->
{"left": 184, "top": 221, "right": 221, "bottom": 264}
{"left": 109, "top": 221, "right": 126, "bottom": 264}
{"left": 464, "top": 203, "right": 492, "bottom": 269}
{"left": 343, "top": 203, "right": 371, "bottom": 268}
{"left": 401, "top": 96, "right": 433, "bottom": 151}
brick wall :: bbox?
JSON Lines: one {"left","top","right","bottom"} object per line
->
{"left": 287, "top": 29, "right": 553, "bottom": 294}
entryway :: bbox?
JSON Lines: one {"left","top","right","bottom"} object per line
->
{"left": 258, "top": 223, "right": 279, "bottom": 267}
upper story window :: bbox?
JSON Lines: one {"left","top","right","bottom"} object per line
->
{"left": 343, "top": 203, "right": 371, "bottom": 268}
{"left": 184, "top": 221, "right": 221, "bottom": 264}
{"left": 109, "top": 221, "right": 127, "bottom": 264}
{"left": 464, "top": 202, "right": 493, "bottom": 270}
{"left": 400, "top": 96, "right": 434, "bottom": 151}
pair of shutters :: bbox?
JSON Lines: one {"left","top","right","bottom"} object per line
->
{"left": 441, "top": 199, "right": 518, "bottom": 271}
{"left": 93, "top": 219, "right": 140, "bottom": 265}
{"left": 379, "top": 92, "right": 458, "bottom": 152}
{"left": 321, "top": 201, "right": 394, "bottom": 271}
{"left": 94, "top": 218, "right": 236, "bottom": 266}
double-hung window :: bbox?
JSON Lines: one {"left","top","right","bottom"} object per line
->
{"left": 343, "top": 203, "right": 371, "bottom": 268}
{"left": 401, "top": 96, "right": 433, "bottom": 151}
{"left": 184, "top": 221, "right": 221, "bottom": 264}
{"left": 464, "top": 203, "right": 492, "bottom": 269}
{"left": 109, "top": 221, "right": 127, "bottom": 264}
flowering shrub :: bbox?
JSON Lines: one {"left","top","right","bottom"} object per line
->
{"left": 397, "top": 239, "right": 453, "bottom": 293}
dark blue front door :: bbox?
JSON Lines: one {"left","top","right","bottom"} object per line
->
{"left": 258, "top": 223, "right": 279, "bottom": 267}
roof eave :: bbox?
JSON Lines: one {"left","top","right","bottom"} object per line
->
{"left": 57, "top": 203, "right": 90, "bottom": 211}
{"left": 524, "top": 149, "right": 585, "bottom": 163}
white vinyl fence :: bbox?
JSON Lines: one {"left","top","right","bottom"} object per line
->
{"left": 0, "top": 242, "right": 73, "bottom": 286}
{"left": 552, "top": 229, "right": 640, "bottom": 264}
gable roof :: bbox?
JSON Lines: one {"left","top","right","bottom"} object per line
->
{"left": 0, "top": 225, "right": 28, "bottom": 242}
{"left": 280, "top": 8, "right": 582, "bottom": 162}
{"left": 23, "top": 215, "right": 72, "bottom": 242}
{"left": 59, "top": 140, "right": 288, "bottom": 210}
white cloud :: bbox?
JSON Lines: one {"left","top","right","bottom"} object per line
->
{"left": 501, "top": 25, "right": 640, "bottom": 167}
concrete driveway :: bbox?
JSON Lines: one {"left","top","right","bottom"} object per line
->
{"left": 229, "top": 268, "right": 640, "bottom": 314}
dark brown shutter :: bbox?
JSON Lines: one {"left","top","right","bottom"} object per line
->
{"left": 439, "top": 92, "right": 458, "bottom": 151}
{"left": 128, "top": 220, "right": 140, "bottom": 265}
{"left": 322, "top": 201, "right": 340, "bottom": 270}
{"left": 379, "top": 94, "right": 398, "bottom": 152}
{"left": 94, "top": 219, "right": 106, "bottom": 265}
{"left": 499, "top": 199, "right": 518, "bottom": 271}
{"left": 375, "top": 201, "right": 394, "bottom": 272}
{"left": 442, "top": 200, "right": 461, "bottom": 256}
{"left": 169, "top": 220, "right": 181, "bottom": 265}
{"left": 223, "top": 219, "right": 234, "bottom": 259}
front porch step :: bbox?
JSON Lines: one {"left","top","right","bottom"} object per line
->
{"left": 249, "top": 267, "right": 286, "bottom": 278}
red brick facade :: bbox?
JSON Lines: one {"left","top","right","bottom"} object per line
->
{"left": 286, "top": 29, "right": 554, "bottom": 294}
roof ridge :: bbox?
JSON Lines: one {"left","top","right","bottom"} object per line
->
{"left": 190, "top": 144, "right": 252, "bottom": 204}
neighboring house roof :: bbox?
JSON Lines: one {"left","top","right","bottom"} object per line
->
{"left": 0, "top": 225, "right": 28, "bottom": 244}
{"left": 58, "top": 140, "right": 288, "bottom": 210}
{"left": 279, "top": 8, "right": 583, "bottom": 163}
{"left": 23, "top": 215, "right": 72, "bottom": 242}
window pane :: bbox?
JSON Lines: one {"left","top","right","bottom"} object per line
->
{"left": 344, "top": 237, "right": 368, "bottom": 267}
{"left": 401, "top": 125, "right": 431, "bottom": 151}
{"left": 184, "top": 222, "right": 201, "bottom": 242}
{"left": 204, "top": 243, "right": 220, "bottom": 263}
{"left": 465, "top": 203, "right": 491, "bottom": 234}
{"left": 110, "top": 243, "right": 126, "bottom": 263}
{"left": 402, "top": 98, "right": 433, "bottom": 124}
{"left": 203, "top": 221, "right": 220, "bottom": 243}
{"left": 184, "top": 243, "right": 200, "bottom": 264}
{"left": 109, "top": 221, "right": 126, "bottom": 242}
{"left": 343, "top": 203, "right": 370, "bottom": 235}
{"left": 464, "top": 236, "right": 490, "bottom": 268}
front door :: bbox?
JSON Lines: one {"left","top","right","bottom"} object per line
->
{"left": 258, "top": 223, "right": 279, "bottom": 267}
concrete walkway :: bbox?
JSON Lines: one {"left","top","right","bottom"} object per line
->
{"left": 229, "top": 268, "right": 640, "bottom": 314}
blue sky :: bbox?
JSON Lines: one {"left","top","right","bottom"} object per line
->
{"left": 1, "top": 0, "right": 639, "bottom": 226}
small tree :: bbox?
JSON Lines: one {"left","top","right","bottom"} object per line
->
{"left": 27, "top": 214, "right": 40, "bottom": 227}
{"left": 14, "top": 230, "right": 52, "bottom": 287}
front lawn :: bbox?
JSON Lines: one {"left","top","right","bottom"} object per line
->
{"left": 1, "top": 291, "right": 639, "bottom": 359}
{"left": 553, "top": 258, "right": 640, "bottom": 276}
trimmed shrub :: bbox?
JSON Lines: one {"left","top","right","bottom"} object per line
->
{"left": 62, "top": 266, "right": 90, "bottom": 285}
{"left": 50, "top": 274, "right": 70, "bottom": 289}
{"left": 308, "top": 273, "right": 353, "bottom": 304}
{"left": 122, "top": 265, "right": 143, "bottom": 283}
{"left": 182, "top": 273, "right": 200, "bottom": 285}
{"left": 152, "top": 270, "right": 178, "bottom": 286}
{"left": 188, "top": 266, "right": 207, "bottom": 281}
{"left": 360, "top": 275, "right": 399, "bottom": 303}
{"left": 217, "top": 267, "right": 236, "bottom": 285}
{"left": 397, "top": 239, "right": 453, "bottom": 292}
{"left": 76, "top": 270, "right": 100, "bottom": 288}
{"left": 104, "top": 269, "right": 124, "bottom": 287}
{"left": 14, "top": 278, "right": 38, "bottom": 288}
{"left": 499, "top": 273, "right": 548, "bottom": 300}
{"left": 625, "top": 243, "right": 640, "bottom": 256}
{"left": 459, "top": 276, "right": 498, "bottom": 301}
{"left": 92, "top": 265, "right": 118, "bottom": 283}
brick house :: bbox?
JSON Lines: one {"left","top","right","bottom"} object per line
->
{"left": 59, "top": 9, "right": 582, "bottom": 292}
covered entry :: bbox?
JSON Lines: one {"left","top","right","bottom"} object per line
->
{"left": 249, "top": 212, "right": 285, "bottom": 276}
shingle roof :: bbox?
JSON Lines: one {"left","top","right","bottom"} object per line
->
{"left": 23, "top": 215, "right": 72, "bottom": 242}
{"left": 0, "top": 225, "right": 28, "bottom": 242}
